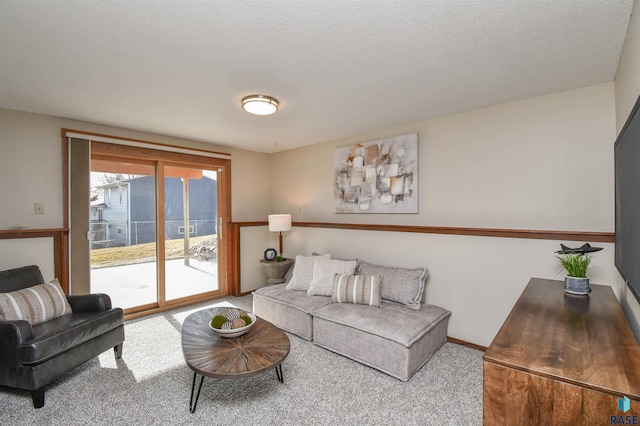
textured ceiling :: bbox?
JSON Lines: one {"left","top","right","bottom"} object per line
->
{"left": 0, "top": 1, "right": 634, "bottom": 153}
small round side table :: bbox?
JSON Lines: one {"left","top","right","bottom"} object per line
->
{"left": 259, "top": 258, "right": 295, "bottom": 284}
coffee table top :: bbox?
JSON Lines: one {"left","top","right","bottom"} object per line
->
{"left": 182, "top": 309, "right": 290, "bottom": 378}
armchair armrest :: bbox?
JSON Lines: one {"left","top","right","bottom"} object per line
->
{"left": 0, "top": 320, "right": 33, "bottom": 386}
{"left": 0, "top": 320, "right": 33, "bottom": 345}
{"left": 66, "top": 293, "right": 113, "bottom": 312}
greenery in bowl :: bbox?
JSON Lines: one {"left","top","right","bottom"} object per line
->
{"left": 556, "top": 253, "right": 591, "bottom": 278}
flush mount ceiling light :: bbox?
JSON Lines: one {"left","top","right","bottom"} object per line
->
{"left": 241, "top": 94, "right": 279, "bottom": 115}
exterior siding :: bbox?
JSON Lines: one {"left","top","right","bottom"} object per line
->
{"left": 99, "top": 183, "right": 130, "bottom": 246}
{"left": 91, "top": 175, "right": 217, "bottom": 247}
{"left": 164, "top": 176, "right": 217, "bottom": 240}
{"left": 129, "top": 176, "right": 156, "bottom": 245}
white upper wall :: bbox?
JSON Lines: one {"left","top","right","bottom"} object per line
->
{"left": 271, "top": 83, "right": 615, "bottom": 232}
{"left": 616, "top": 0, "right": 640, "bottom": 133}
{"left": 0, "top": 110, "right": 64, "bottom": 229}
{"left": 614, "top": 0, "right": 640, "bottom": 340}
{"left": 0, "top": 77, "right": 625, "bottom": 346}
{"left": 0, "top": 107, "right": 271, "bottom": 230}
{"left": 260, "top": 83, "right": 618, "bottom": 346}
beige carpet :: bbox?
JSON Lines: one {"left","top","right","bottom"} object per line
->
{"left": 0, "top": 295, "right": 484, "bottom": 425}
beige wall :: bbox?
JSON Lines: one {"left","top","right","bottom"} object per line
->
{"left": 0, "top": 107, "right": 271, "bottom": 269}
{"left": 0, "top": 110, "right": 64, "bottom": 229}
{"left": 264, "top": 83, "right": 618, "bottom": 346}
{"left": 272, "top": 83, "right": 615, "bottom": 230}
{"left": 0, "top": 67, "right": 629, "bottom": 347}
{"left": 614, "top": 0, "right": 640, "bottom": 340}
{"left": 615, "top": 0, "right": 640, "bottom": 132}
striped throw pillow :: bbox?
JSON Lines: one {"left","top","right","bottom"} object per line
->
{"left": 0, "top": 278, "right": 72, "bottom": 325}
{"left": 331, "top": 274, "right": 382, "bottom": 307}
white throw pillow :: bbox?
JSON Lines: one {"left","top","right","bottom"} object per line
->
{"left": 357, "top": 261, "right": 428, "bottom": 310}
{"left": 286, "top": 254, "right": 331, "bottom": 291}
{"left": 307, "top": 257, "right": 358, "bottom": 296}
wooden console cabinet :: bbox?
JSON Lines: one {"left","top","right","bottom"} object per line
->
{"left": 484, "top": 278, "right": 640, "bottom": 425}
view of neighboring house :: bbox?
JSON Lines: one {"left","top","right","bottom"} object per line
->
{"left": 90, "top": 176, "right": 217, "bottom": 247}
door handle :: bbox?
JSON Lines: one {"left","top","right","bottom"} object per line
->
{"left": 218, "top": 217, "right": 223, "bottom": 240}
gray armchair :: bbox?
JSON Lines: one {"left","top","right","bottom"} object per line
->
{"left": 0, "top": 265, "right": 124, "bottom": 408}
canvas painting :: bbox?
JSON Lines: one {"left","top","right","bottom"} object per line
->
{"left": 334, "top": 133, "right": 418, "bottom": 213}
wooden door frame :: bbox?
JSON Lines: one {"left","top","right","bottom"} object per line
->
{"left": 62, "top": 129, "right": 233, "bottom": 317}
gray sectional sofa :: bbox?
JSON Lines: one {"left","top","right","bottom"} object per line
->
{"left": 253, "top": 255, "right": 451, "bottom": 381}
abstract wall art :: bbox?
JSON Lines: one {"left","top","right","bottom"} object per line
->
{"left": 334, "top": 133, "right": 418, "bottom": 214}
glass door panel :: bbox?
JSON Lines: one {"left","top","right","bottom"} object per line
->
{"left": 164, "top": 166, "right": 219, "bottom": 301}
{"left": 89, "top": 160, "right": 158, "bottom": 310}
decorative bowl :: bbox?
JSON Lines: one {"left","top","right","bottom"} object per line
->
{"left": 208, "top": 312, "right": 256, "bottom": 338}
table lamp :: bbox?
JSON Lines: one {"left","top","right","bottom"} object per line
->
{"left": 268, "top": 214, "right": 292, "bottom": 257}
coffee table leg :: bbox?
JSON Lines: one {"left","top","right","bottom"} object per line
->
{"left": 275, "top": 363, "right": 284, "bottom": 383}
{"left": 189, "top": 372, "right": 205, "bottom": 413}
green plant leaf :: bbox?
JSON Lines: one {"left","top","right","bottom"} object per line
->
{"left": 556, "top": 253, "right": 591, "bottom": 278}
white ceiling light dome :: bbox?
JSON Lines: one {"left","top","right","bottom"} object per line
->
{"left": 242, "top": 95, "right": 279, "bottom": 115}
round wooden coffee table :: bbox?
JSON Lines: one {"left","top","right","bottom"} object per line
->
{"left": 181, "top": 309, "right": 290, "bottom": 413}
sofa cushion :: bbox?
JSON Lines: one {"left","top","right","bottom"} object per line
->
{"left": 313, "top": 307, "right": 450, "bottom": 381}
{"left": 286, "top": 254, "right": 330, "bottom": 291}
{"left": 17, "top": 308, "right": 124, "bottom": 364}
{"left": 0, "top": 279, "right": 72, "bottom": 326}
{"left": 311, "top": 302, "right": 450, "bottom": 348}
{"left": 253, "top": 283, "right": 331, "bottom": 340}
{"left": 254, "top": 284, "right": 331, "bottom": 314}
{"left": 357, "top": 262, "right": 428, "bottom": 310}
{"left": 307, "top": 258, "right": 358, "bottom": 297}
{"left": 331, "top": 274, "right": 382, "bottom": 307}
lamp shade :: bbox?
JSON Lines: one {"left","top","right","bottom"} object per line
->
{"left": 268, "top": 214, "right": 292, "bottom": 232}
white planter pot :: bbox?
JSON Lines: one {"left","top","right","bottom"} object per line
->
{"left": 564, "top": 276, "right": 591, "bottom": 295}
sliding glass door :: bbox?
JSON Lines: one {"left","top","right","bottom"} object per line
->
{"left": 79, "top": 141, "right": 229, "bottom": 316}
{"left": 89, "top": 159, "right": 158, "bottom": 310}
{"left": 164, "top": 166, "right": 219, "bottom": 302}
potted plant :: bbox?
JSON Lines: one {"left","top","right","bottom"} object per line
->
{"left": 556, "top": 253, "right": 591, "bottom": 294}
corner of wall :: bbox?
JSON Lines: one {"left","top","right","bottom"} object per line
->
{"left": 614, "top": 0, "right": 640, "bottom": 343}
